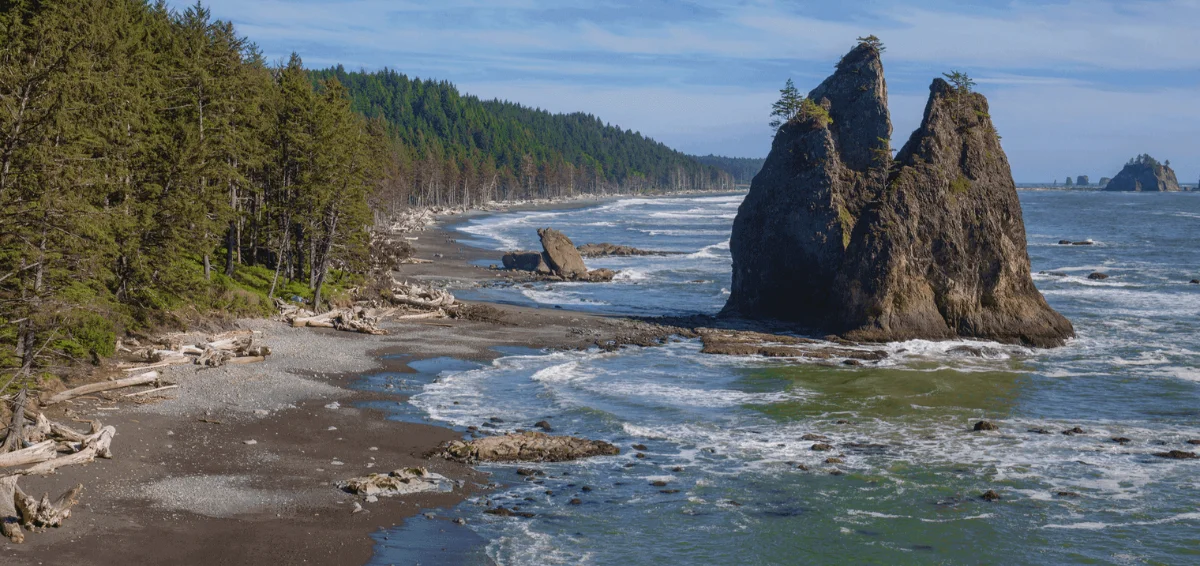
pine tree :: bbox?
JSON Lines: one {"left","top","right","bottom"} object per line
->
{"left": 769, "top": 79, "right": 803, "bottom": 130}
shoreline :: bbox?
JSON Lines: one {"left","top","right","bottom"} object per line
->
{"left": 3, "top": 195, "right": 689, "bottom": 565}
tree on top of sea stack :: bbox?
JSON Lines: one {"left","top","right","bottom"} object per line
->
{"left": 724, "top": 41, "right": 1074, "bottom": 347}
{"left": 1103, "top": 154, "right": 1182, "bottom": 192}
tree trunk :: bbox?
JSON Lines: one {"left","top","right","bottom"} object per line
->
{"left": 224, "top": 220, "right": 236, "bottom": 277}
{"left": 203, "top": 254, "right": 211, "bottom": 280}
{"left": 311, "top": 210, "right": 339, "bottom": 312}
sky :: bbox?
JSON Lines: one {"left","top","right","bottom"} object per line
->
{"left": 171, "top": 0, "right": 1200, "bottom": 184}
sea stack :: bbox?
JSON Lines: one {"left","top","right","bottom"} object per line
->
{"left": 724, "top": 41, "right": 1073, "bottom": 347}
{"left": 1104, "top": 155, "right": 1182, "bottom": 191}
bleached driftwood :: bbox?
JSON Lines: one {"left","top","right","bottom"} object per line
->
{"left": 42, "top": 372, "right": 159, "bottom": 406}
{"left": 121, "top": 384, "right": 179, "bottom": 397}
{"left": 388, "top": 278, "right": 455, "bottom": 309}
{"left": 0, "top": 475, "right": 22, "bottom": 543}
{"left": 1, "top": 409, "right": 114, "bottom": 542}
{"left": 18, "top": 426, "right": 115, "bottom": 476}
{"left": 14, "top": 483, "right": 82, "bottom": 531}
{"left": 0, "top": 441, "right": 56, "bottom": 469}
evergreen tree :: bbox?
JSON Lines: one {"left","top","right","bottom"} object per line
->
{"left": 769, "top": 79, "right": 803, "bottom": 130}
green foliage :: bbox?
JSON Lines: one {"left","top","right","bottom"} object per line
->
{"left": 943, "top": 71, "right": 976, "bottom": 93}
{"left": 857, "top": 35, "right": 885, "bottom": 52}
{"left": 310, "top": 66, "right": 733, "bottom": 205}
{"left": 950, "top": 175, "right": 972, "bottom": 195}
{"left": 800, "top": 98, "right": 833, "bottom": 128}
{"left": 690, "top": 155, "right": 765, "bottom": 184}
{"left": 1128, "top": 154, "right": 1161, "bottom": 168}
{"left": 0, "top": 0, "right": 381, "bottom": 384}
{"left": 769, "top": 79, "right": 804, "bottom": 130}
{"left": 837, "top": 205, "right": 856, "bottom": 249}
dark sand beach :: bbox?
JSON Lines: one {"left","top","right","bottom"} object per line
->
{"left": 1, "top": 200, "right": 681, "bottom": 566}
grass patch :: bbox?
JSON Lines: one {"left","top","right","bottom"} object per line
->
{"left": 837, "top": 205, "right": 856, "bottom": 249}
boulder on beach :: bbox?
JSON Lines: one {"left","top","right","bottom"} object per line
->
{"left": 723, "top": 41, "right": 1073, "bottom": 347}
{"left": 436, "top": 431, "right": 620, "bottom": 463}
{"left": 1104, "top": 155, "right": 1182, "bottom": 192}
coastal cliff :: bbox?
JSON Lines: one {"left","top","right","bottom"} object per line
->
{"left": 724, "top": 43, "right": 1073, "bottom": 347}
{"left": 1104, "top": 155, "right": 1182, "bottom": 191}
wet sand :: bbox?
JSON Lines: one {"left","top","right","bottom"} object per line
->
{"left": 2, "top": 198, "right": 687, "bottom": 566}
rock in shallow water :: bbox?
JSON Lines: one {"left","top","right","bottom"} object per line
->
{"left": 722, "top": 41, "right": 1073, "bottom": 347}
{"left": 1153, "top": 450, "right": 1198, "bottom": 459}
{"left": 973, "top": 420, "right": 999, "bottom": 431}
{"left": 436, "top": 431, "right": 620, "bottom": 463}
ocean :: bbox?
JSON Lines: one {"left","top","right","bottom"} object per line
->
{"left": 377, "top": 190, "right": 1200, "bottom": 565}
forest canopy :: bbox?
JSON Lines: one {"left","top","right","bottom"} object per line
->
{"left": 0, "top": 0, "right": 751, "bottom": 389}
{"left": 309, "top": 66, "right": 736, "bottom": 213}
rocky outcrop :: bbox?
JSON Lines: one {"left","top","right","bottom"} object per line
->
{"left": 577, "top": 243, "right": 678, "bottom": 257}
{"left": 724, "top": 42, "right": 1073, "bottom": 347}
{"left": 437, "top": 432, "right": 620, "bottom": 463}
{"left": 1098, "top": 177, "right": 1111, "bottom": 187}
{"left": 1075, "top": 175, "right": 1089, "bottom": 186}
{"left": 1104, "top": 155, "right": 1182, "bottom": 191}
{"left": 538, "top": 228, "right": 588, "bottom": 278}
{"left": 502, "top": 251, "right": 551, "bottom": 273}
{"left": 500, "top": 229, "right": 615, "bottom": 281}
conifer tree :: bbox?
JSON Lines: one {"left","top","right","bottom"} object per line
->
{"left": 769, "top": 79, "right": 803, "bottom": 130}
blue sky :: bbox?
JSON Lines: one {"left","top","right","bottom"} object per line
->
{"left": 173, "top": 0, "right": 1200, "bottom": 183}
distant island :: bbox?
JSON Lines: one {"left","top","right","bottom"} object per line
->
{"left": 1104, "top": 154, "right": 1184, "bottom": 191}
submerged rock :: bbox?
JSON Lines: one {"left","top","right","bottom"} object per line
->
{"left": 1153, "top": 450, "right": 1198, "bottom": 459}
{"left": 973, "top": 421, "right": 999, "bottom": 431}
{"left": 1104, "top": 155, "right": 1182, "bottom": 192}
{"left": 437, "top": 431, "right": 620, "bottom": 463}
{"left": 980, "top": 490, "right": 1001, "bottom": 502}
{"left": 723, "top": 41, "right": 1073, "bottom": 347}
{"left": 1087, "top": 272, "right": 1109, "bottom": 280}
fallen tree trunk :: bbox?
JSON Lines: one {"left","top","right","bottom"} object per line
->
{"left": 43, "top": 372, "right": 159, "bottom": 406}
{"left": 17, "top": 426, "right": 115, "bottom": 476}
{"left": 1, "top": 475, "right": 22, "bottom": 543}
{"left": 0, "top": 441, "right": 55, "bottom": 469}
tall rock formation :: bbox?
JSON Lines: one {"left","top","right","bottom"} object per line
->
{"left": 1104, "top": 155, "right": 1182, "bottom": 191}
{"left": 724, "top": 43, "right": 1073, "bottom": 347}
{"left": 725, "top": 43, "right": 890, "bottom": 326}
{"left": 1076, "top": 175, "right": 1089, "bottom": 186}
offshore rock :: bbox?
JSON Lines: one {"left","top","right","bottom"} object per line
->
{"left": 538, "top": 228, "right": 589, "bottom": 278}
{"left": 502, "top": 251, "right": 551, "bottom": 273}
{"left": 577, "top": 243, "right": 677, "bottom": 257}
{"left": 437, "top": 432, "right": 620, "bottom": 463}
{"left": 725, "top": 42, "right": 1073, "bottom": 347}
{"left": 1104, "top": 155, "right": 1182, "bottom": 192}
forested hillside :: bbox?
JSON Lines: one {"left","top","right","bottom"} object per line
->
{"left": 690, "top": 155, "right": 766, "bottom": 184}
{"left": 0, "top": 1, "right": 380, "bottom": 387}
{"left": 310, "top": 67, "right": 736, "bottom": 212}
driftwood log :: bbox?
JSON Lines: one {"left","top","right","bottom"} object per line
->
{"left": 2, "top": 391, "right": 119, "bottom": 543}
{"left": 42, "top": 371, "right": 160, "bottom": 406}
{"left": 121, "top": 332, "right": 269, "bottom": 372}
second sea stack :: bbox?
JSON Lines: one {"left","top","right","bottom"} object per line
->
{"left": 724, "top": 41, "right": 1074, "bottom": 347}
